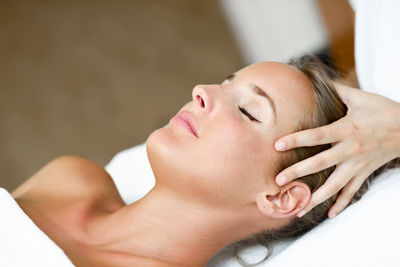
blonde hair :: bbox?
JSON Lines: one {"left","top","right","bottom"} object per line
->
{"left": 231, "top": 55, "right": 400, "bottom": 266}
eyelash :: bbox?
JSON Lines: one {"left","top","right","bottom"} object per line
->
{"left": 222, "top": 78, "right": 261, "bottom": 123}
{"left": 239, "top": 106, "right": 261, "bottom": 123}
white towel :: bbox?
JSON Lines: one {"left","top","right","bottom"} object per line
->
{"left": 0, "top": 188, "right": 73, "bottom": 267}
{"left": 106, "top": 143, "right": 155, "bottom": 204}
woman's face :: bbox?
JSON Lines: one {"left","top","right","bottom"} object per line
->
{"left": 147, "top": 62, "right": 313, "bottom": 208}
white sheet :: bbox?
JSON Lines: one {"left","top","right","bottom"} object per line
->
{"left": 0, "top": 188, "right": 73, "bottom": 267}
{"left": 106, "top": 143, "right": 154, "bottom": 204}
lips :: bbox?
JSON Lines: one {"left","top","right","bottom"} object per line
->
{"left": 171, "top": 111, "right": 198, "bottom": 138}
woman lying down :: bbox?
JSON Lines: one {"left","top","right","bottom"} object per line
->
{"left": 11, "top": 56, "right": 399, "bottom": 267}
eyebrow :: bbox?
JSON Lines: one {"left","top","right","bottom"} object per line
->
{"left": 225, "top": 73, "right": 277, "bottom": 123}
{"left": 225, "top": 73, "right": 235, "bottom": 81}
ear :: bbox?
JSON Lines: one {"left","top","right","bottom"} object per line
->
{"left": 256, "top": 181, "right": 311, "bottom": 219}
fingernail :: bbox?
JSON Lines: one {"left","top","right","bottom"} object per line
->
{"left": 297, "top": 210, "right": 306, "bottom": 218}
{"left": 276, "top": 175, "right": 287, "bottom": 186}
{"left": 275, "top": 141, "right": 286, "bottom": 151}
{"left": 329, "top": 212, "right": 337, "bottom": 219}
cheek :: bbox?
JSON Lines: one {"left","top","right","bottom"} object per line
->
{"left": 195, "top": 118, "right": 274, "bottom": 188}
{"left": 209, "top": 118, "right": 266, "bottom": 161}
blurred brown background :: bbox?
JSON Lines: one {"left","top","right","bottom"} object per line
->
{"left": 0, "top": 0, "right": 354, "bottom": 192}
{"left": 0, "top": 0, "right": 243, "bottom": 191}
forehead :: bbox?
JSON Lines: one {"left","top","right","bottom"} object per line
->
{"left": 236, "top": 62, "right": 314, "bottom": 127}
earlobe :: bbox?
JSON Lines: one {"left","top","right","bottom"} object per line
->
{"left": 256, "top": 181, "right": 311, "bottom": 219}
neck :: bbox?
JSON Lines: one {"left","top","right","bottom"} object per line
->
{"left": 86, "top": 186, "right": 264, "bottom": 266}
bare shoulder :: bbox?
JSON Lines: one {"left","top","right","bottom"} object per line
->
{"left": 12, "top": 156, "right": 122, "bottom": 203}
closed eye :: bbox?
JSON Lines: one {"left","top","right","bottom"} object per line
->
{"left": 239, "top": 106, "right": 261, "bottom": 123}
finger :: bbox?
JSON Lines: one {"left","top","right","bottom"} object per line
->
{"left": 276, "top": 143, "right": 347, "bottom": 185}
{"left": 328, "top": 172, "right": 370, "bottom": 218}
{"left": 275, "top": 118, "right": 347, "bottom": 151}
{"left": 297, "top": 164, "right": 356, "bottom": 217}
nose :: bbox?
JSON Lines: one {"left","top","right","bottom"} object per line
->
{"left": 192, "top": 84, "right": 215, "bottom": 113}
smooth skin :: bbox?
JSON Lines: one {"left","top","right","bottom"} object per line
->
{"left": 275, "top": 83, "right": 400, "bottom": 218}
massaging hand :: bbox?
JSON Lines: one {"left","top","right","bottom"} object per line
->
{"left": 274, "top": 83, "right": 400, "bottom": 218}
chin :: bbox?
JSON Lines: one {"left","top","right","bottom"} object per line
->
{"left": 146, "top": 126, "right": 202, "bottom": 194}
{"left": 146, "top": 120, "right": 196, "bottom": 166}
{"left": 146, "top": 126, "right": 181, "bottom": 182}
{"left": 146, "top": 123, "right": 230, "bottom": 201}
{"left": 146, "top": 128, "right": 167, "bottom": 166}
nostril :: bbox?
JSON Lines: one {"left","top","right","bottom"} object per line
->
{"left": 197, "top": 95, "right": 205, "bottom": 108}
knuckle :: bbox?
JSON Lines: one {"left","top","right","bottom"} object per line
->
{"left": 286, "top": 169, "right": 297, "bottom": 180}
{"left": 313, "top": 129, "right": 325, "bottom": 142}
{"left": 288, "top": 136, "right": 297, "bottom": 147}
{"left": 329, "top": 181, "right": 344, "bottom": 195}
{"left": 335, "top": 203, "right": 346, "bottom": 211}
{"left": 357, "top": 143, "right": 367, "bottom": 155}
{"left": 313, "top": 157, "right": 327, "bottom": 170}
{"left": 340, "top": 189, "right": 355, "bottom": 202}
{"left": 345, "top": 120, "right": 361, "bottom": 137}
{"left": 309, "top": 198, "right": 320, "bottom": 208}
{"left": 344, "top": 140, "right": 363, "bottom": 156}
{"left": 310, "top": 191, "right": 326, "bottom": 206}
{"left": 350, "top": 141, "right": 366, "bottom": 156}
{"left": 336, "top": 198, "right": 350, "bottom": 210}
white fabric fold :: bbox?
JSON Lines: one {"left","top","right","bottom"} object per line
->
{"left": 105, "top": 143, "right": 155, "bottom": 204}
{"left": 0, "top": 188, "right": 73, "bottom": 267}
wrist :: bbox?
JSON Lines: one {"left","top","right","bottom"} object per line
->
{"left": 396, "top": 135, "right": 400, "bottom": 158}
{"left": 382, "top": 99, "right": 400, "bottom": 159}
{"left": 333, "top": 68, "right": 359, "bottom": 89}
{"left": 395, "top": 102, "right": 400, "bottom": 157}
{"left": 397, "top": 132, "right": 400, "bottom": 159}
